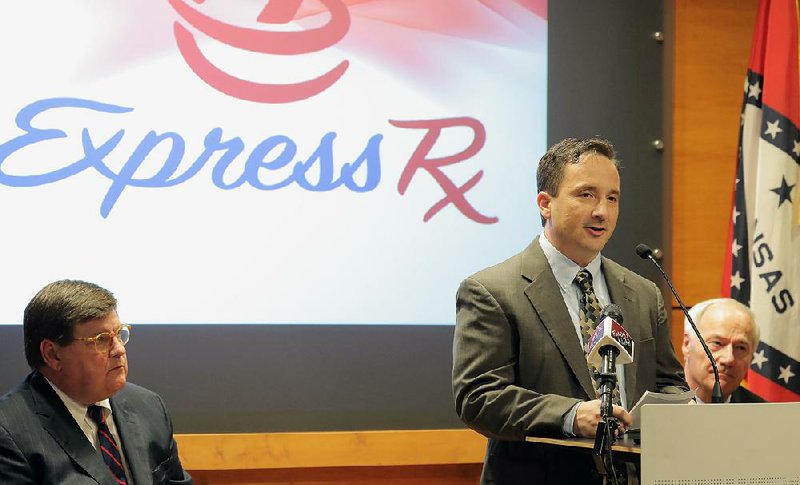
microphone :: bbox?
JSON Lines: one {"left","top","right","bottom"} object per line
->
{"left": 588, "top": 304, "right": 630, "bottom": 476}
{"left": 635, "top": 243, "right": 723, "bottom": 403}
{"left": 586, "top": 304, "right": 634, "bottom": 368}
{"left": 586, "top": 304, "right": 632, "bottom": 419}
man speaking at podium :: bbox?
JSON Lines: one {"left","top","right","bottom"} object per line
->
{"left": 0, "top": 280, "right": 192, "bottom": 484}
{"left": 452, "top": 137, "right": 687, "bottom": 484}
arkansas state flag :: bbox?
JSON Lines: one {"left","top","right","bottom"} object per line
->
{"left": 723, "top": 0, "right": 800, "bottom": 401}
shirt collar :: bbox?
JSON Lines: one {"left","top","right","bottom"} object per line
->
{"left": 44, "top": 377, "right": 113, "bottom": 421}
{"left": 539, "top": 234, "right": 603, "bottom": 290}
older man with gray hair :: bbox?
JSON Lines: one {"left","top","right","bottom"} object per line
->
{"left": 682, "top": 298, "right": 764, "bottom": 403}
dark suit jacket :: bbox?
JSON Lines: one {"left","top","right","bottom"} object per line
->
{"left": 730, "top": 386, "right": 766, "bottom": 403}
{"left": 0, "top": 371, "right": 193, "bottom": 484}
{"left": 452, "top": 238, "right": 687, "bottom": 484}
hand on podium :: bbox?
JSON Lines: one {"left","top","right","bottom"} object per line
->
{"left": 573, "top": 399, "right": 633, "bottom": 437}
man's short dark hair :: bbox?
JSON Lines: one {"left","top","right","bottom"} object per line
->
{"left": 24, "top": 280, "right": 117, "bottom": 369}
{"left": 536, "top": 137, "right": 619, "bottom": 225}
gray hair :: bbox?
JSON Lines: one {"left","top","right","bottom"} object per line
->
{"left": 684, "top": 298, "right": 759, "bottom": 348}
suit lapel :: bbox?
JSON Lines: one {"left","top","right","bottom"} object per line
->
{"left": 29, "top": 372, "right": 115, "bottom": 485}
{"left": 601, "top": 258, "right": 641, "bottom": 403}
{"left": 111, "top": 389, "right": 148, "bottom": 485}
{"left": 522, "top": 240, "right": 596, "bottom": 399}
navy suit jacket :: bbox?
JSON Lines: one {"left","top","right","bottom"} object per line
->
{"left": 730, "top": 386, "right": 766, "bottom": 403}
{"left": 0, "top": 371, "right": 192, "bottom": 484}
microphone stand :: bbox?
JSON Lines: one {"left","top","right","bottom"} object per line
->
{"left": 636, "top": 244, "right": 723, "bottom": 403}
{"left": 592, "top": 347, "right": 620, "bottom": 483}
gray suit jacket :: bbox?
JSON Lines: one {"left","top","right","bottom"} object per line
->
{"left": 453, "top": 238, "right": 687, "bottom": 484}
{"left": 0, "top": 371, "right": 193, "bottom": 484}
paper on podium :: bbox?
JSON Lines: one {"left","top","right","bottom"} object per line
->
{"left": 628, "top": 389, "right": 695, "bottom": 430}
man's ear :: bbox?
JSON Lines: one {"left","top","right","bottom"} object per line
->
{"left": 681, "top": 333, "right": 691, "bottom": 360}
{"left": 40, "top": 340, "right": 62, "bottom": 371}
{"left": 537, "top": 191, "right": 552, "bottom": 221}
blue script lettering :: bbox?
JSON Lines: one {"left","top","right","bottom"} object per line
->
{"left": 0, "top": 98, "right": 131, "bottom": 186}
{"left": 0, "top": 97, "right": 383, "bottom": 217}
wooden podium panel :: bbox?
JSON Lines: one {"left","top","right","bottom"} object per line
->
{"left": 526, "top": 435, "right": 640, "bottom": 457}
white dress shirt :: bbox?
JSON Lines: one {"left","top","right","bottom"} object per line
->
{"left": 538, "top": 235, "right": 628, "bottom": 434}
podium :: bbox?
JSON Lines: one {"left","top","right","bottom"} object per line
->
{"left": 641, "top": 403, "right": 800, "bottom": 484}
{"left": 525, "top": 434, "right": 641, "bottom": 480}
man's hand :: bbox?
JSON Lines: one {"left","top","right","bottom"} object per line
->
{"left": 572, "top": 400, "right": 633, "bottom": 437}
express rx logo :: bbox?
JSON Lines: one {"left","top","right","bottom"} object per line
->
{"left": 0, "top": 2, "right": 498, "bottom": 224}
{"left": 169, "top": 0, "right": 350, "bottom": 103}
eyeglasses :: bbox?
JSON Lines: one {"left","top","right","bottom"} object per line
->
{"left": 73, "top": 324, "right": 132, "bottom": 353}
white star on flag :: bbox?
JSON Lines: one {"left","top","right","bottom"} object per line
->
{"left": 779, "top": 365, "right": 796, "bottom": 384}
{"left": 749, "top": 81, "right": 762, "bottom": 99}
{"left": 751, "top": 349, "right": 768, "bottom": 369}
{"left": 793, "top": 139, "right": 800, "bottom": 157}
{"left": 765, "top": 119, "right": 783, "bottom": 139}
{"left": 729, "top": 271, "right": 744, "bottom": 290}
{"left": 731, "top": 238, "right": 742, "bottom": 257}
{"left": 732, "top": 207, "right": 740, "bottom": 223}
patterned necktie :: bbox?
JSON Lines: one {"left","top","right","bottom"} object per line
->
{"left": 88, "top": 405, "right": 128, "bottom": 485}
{"left": 575, "top": 269, "right": 603, "bottom": 349}
{"left": 574, "top": 270, "right": 621, "bottom": 405}
{"left": 576, "top": 271, "right": 627, "bottom": 482}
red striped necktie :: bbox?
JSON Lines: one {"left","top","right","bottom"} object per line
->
{"left": 88, "top": 405, "right": 128, "bottom": 485}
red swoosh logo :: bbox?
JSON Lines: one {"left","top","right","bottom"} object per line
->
{"left": 169, "top": 0, "right": 350, "bottom": 54}
{"left": 169, "top": 0, "right": 351, "bottom": 103}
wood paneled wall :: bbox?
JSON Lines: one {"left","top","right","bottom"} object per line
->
{"left": 670, "top": 0, "right": 758, "bottom": 359}
{"left": 177, "top": 430, "right": 486, "bottom": 485}
{"left": 187, "top": 464, "right": 483, "bottom": 485}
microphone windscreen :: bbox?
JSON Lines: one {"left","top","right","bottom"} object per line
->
{"left": 635, "top": 243, "right": 653, "bottom": 259}
{"left": 601, "top": 303, "right": 623, "bottom": 324}
{"left": 585, "top": 315, "right": 635, "bottom": 366}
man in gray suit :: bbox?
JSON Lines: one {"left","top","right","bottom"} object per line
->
{"left": 453, "top": 137, "right": 687, "bottom": 484}
{"left": 0, "top": 279, "right": 192, "bottom": 484}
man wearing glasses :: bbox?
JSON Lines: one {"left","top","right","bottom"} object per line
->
{"left": 0, "top": 279, "right": 192, "bottom": 484}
